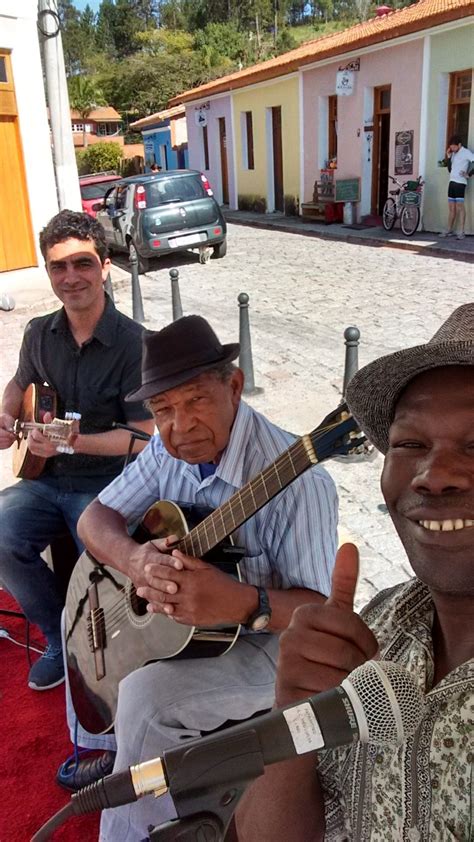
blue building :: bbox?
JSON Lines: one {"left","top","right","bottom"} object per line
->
{"left": 130, "top": 104, "right": 189, "bottom": 172}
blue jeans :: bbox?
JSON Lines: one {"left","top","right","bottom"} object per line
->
{"left": 0, "top": 476, "right": 108, "bottom": 645}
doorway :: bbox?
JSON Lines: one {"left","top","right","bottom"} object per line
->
{"left": 0, "top": 52, "right": 36, "bottom": 271}
{"left": 371, "top": 85, "right": 391, "bottom": 216}
{"left": 271, "top": 106, "right": 284, "bottom": 212}
{"left": 218, "top": 117, "right": 229, "bottom": 205}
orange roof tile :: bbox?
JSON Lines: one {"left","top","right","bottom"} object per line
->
{"left": 170, "top": 0, "right": 473, "bottom": 105}
{"left": 130, "top": 104, "right": 185, "bottom": 131}
{"left": 70, "top": 106, "right": 121, "bottom": 121}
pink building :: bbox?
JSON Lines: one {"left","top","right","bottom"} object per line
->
{"left": 301, "top": 36, "right": 424, "bottom": 219}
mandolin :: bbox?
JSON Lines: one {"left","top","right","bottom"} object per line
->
{"left": 65, "top": 403, "right": 368, "bottom": 734}
{"left": 12, "top": 383, "right": 80, "bottom": 479}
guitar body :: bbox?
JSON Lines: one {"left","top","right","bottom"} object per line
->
{"left": 65, "top": 501, "right": 242, "bottom": 735}
{"left": 12, "top": 384, "right": 57, "bottom": 479}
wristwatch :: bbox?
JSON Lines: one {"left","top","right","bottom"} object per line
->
{"left": 245, "top": 586, "right": 272, "bottom": 631}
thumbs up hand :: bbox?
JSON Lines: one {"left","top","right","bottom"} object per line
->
{"left": 275, "top": 544, "right": 379, "bottom": 706}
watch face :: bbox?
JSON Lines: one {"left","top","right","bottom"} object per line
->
{"left": 251, "top": 613, "right": 271, "bottom": 631}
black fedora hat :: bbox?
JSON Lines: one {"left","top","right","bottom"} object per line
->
{"left": 346, "top": 303, "right": 473, "bottom": 454}
{"left": 126, "top": 315, "right": 240, "bottom": 402}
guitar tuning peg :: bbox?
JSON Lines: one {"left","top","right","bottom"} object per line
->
{"left": 72, "top": 412, "right": 82, "bottom": 420}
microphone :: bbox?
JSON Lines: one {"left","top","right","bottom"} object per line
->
{"left": 112, "top": 422, "right": 153, "bottom": 442}
{"left": 68, "top": 660, "right": 424, "bottom": 816}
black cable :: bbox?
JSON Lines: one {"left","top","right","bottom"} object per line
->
{"left": 31, "top": 801, "right": 74, "bottom": 841}
{"left": 37, "top": 8, "right": 61, "bottom": 39}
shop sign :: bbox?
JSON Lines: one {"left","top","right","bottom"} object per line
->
{"left": 394, "top": 130, "right": 414, "bottom": 174}
{"left": 336, "top": 70, "right": 354, "bottom": 96}
{"left": 194, "top": 103, "right": 210, "bottom": 127}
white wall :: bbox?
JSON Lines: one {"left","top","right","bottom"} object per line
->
{"left": 0, "top": 0, "right": 58, "bottom": 265}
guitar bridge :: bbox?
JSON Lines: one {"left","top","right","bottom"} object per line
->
{"left": 87, "top": 581, "right": 107, "bottom": 681}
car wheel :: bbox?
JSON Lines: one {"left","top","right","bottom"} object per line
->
{"left": 129, "top": 240, "right": 149, "bottom": 274}
{"left": 212, "top": 239, "right": 227, "bottom": 259}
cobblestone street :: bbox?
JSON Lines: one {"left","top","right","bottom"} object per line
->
{"left": 1, "top": 222, "right": 472, "bottom": 609}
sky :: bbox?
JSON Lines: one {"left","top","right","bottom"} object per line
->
{"left": 73, "top": 0, "right": 102, "bottom": 11}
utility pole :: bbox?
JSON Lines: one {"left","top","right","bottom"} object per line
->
{"left": 38, "top": 0, "right": 81, "bottom": 211}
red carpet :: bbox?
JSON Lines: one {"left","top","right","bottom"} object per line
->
{"left": 0, "top": 590, "right": 100, "bottom": 841}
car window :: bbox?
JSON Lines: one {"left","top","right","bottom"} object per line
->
{"left": 115, "top": 185, "right": 128, "bottom": 210}
{"left": 144, "top": 175, "right": 206, "bottom": 206}
{"left": 80, "top": 181, "right": 119, "bottom": 200}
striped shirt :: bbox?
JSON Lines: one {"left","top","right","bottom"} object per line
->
{"left": 99, "top": 400, "right": 338, "bottom": 595}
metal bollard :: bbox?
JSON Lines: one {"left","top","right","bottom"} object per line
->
{"left": 238, "top": 292, "right": 263, "bottom": 396}
{"left": 129, "top": 249, "right": 145, "bottom": 323}
{"left": 170, "top": 268, "right": 183, "bottom": 321}
{"left": 104, "top": 271, "right": 115, "bottom": 302}
{"left": 342, "top": 326, "right": 360, "bottom": 397}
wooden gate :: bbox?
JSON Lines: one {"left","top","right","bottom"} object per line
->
{"left": 0, "top": 51, "right": 36, "bottom": 272}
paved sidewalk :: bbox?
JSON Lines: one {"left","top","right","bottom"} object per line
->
{"left": 224, "top": 209, "right": 474, "bottom": 262}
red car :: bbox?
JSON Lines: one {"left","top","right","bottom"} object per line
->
{"left": 79, "top": 173, "right": 122, "bottom": 217}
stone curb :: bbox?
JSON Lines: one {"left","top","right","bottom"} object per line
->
{"left": 224, "top": 213, "right": 474, "bottom": 264}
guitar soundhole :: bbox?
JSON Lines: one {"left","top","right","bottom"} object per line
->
{"left": 129, "top": 586, "right": 148, "bottom": 617}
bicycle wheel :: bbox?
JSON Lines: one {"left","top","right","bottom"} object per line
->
{"left": 400, "top": 205, "right": 420, "bottom": 236}
{"left": 382, "top": 198, "right": 397, "bottom": 230}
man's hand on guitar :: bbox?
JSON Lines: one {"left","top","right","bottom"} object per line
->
{"left": 275, "top": 543, "right": 379, "bottom": 707}
{"left": 136, "top": 543, "right": 256, "bottom": 627}
{"left": 0, "top": 413, "right": 16, "bottom": 449}
{"left": 27, "top": 412, "right": 61, "bottom": 458}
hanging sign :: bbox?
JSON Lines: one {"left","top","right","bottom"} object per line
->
{"left": 394, "top": 130, "right": 414, "bottom": 175}
{"left": 194, "top": 103, "right": 210, "bottom": 127}
{"left": 336, "top": 70, "right": 354, "bottom": 96}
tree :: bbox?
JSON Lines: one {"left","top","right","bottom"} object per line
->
{"left": 76, "top": 141, "right": 123, "bottom": 175}
{"left": 68, "top": 76, "right": 106, "bottom": 147}
{"left": 58, "top": 0, "right": 96, "bottom": 74}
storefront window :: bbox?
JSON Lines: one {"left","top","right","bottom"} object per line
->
{"left": 447, "top": 70, "right": 472, "bottom": 146}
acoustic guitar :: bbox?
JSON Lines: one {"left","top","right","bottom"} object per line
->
{"left": 12, "top": 384, "right": 80, "bottom": 479}
{"left": 65, "top": 403, "right": 367, "bottom": 734}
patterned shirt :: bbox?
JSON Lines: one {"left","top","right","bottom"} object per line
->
{"left": 99, "top": 400, "right": 338, "bottom": 594}
{"left": 318, "top": 578, "right": 474, "bottom": 841}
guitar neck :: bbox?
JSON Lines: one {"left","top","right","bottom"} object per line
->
{"left": 178, "top": 435, "right": 318, "bottom": 558}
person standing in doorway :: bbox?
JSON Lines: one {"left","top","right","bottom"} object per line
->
{"left": 440, "top": 134, "right": 474, "bottom": 240}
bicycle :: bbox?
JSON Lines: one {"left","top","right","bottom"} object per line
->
{"left": 382, "top": 175, "right": 424, "bottom": 236}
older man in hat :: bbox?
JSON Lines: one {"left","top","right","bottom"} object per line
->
{"left": 236, "top": 303, "right": 473, "bottom": 842}
{"left": 71, "top": 315, "right": 338, "bottom": 839}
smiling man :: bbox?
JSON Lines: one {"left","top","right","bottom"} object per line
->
{"left": 236, "top": 303, "right": 473, "bottom": 842}
{"left": 0, "top": 210, "right": 154, "bottom": 691}
{"left": 73, "top": 315, "right": 338, "bottom": 840}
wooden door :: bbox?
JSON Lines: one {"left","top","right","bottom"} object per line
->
{"left": 218, "top": 117, "right": 229, "bottom": 205}
{"left": 0, "top": 52, "right": 36, "bottom": 271}
{"left": 371, "top": 86, "right": 391, "bottom": 216}
{"left": 272, "top": 106, "right": 284, "bottom": 212}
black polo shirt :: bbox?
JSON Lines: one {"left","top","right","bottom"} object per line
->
{"left": 14, "top": 294, "right": 151, "bottom": 485}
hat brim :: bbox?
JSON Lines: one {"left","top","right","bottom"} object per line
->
{"left": 125, "top": 342, "right": 240, "bottom": 402}
{"left": 345, "top": 340, "right": 473, "bottom": 454}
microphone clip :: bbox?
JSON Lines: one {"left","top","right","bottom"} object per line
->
{"left": 149, "top": 729, "right": 265, "bottom": 841}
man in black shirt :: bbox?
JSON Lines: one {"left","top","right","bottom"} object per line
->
{"left": 0, "top": 211, "right": 154, "bottom": 691}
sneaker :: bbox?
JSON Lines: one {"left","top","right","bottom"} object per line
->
{"left": 56, "top": 750, "right": 116, "bottom": 792}
{"left": 456, "top": 232, "right": 466, "bottom": 240}
{"left": 439, "top": 230, "right": 455, "bottom": 238}
{"left": 28, "top": 644, "right": 65, "bottom": 690}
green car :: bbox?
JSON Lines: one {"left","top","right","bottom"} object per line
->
{"left": 95, "top": 169, "right": 227, "bottom": 272}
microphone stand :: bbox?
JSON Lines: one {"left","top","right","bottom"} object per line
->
{"left": 148, "top": 729, "right": 266, "bottom": 841}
